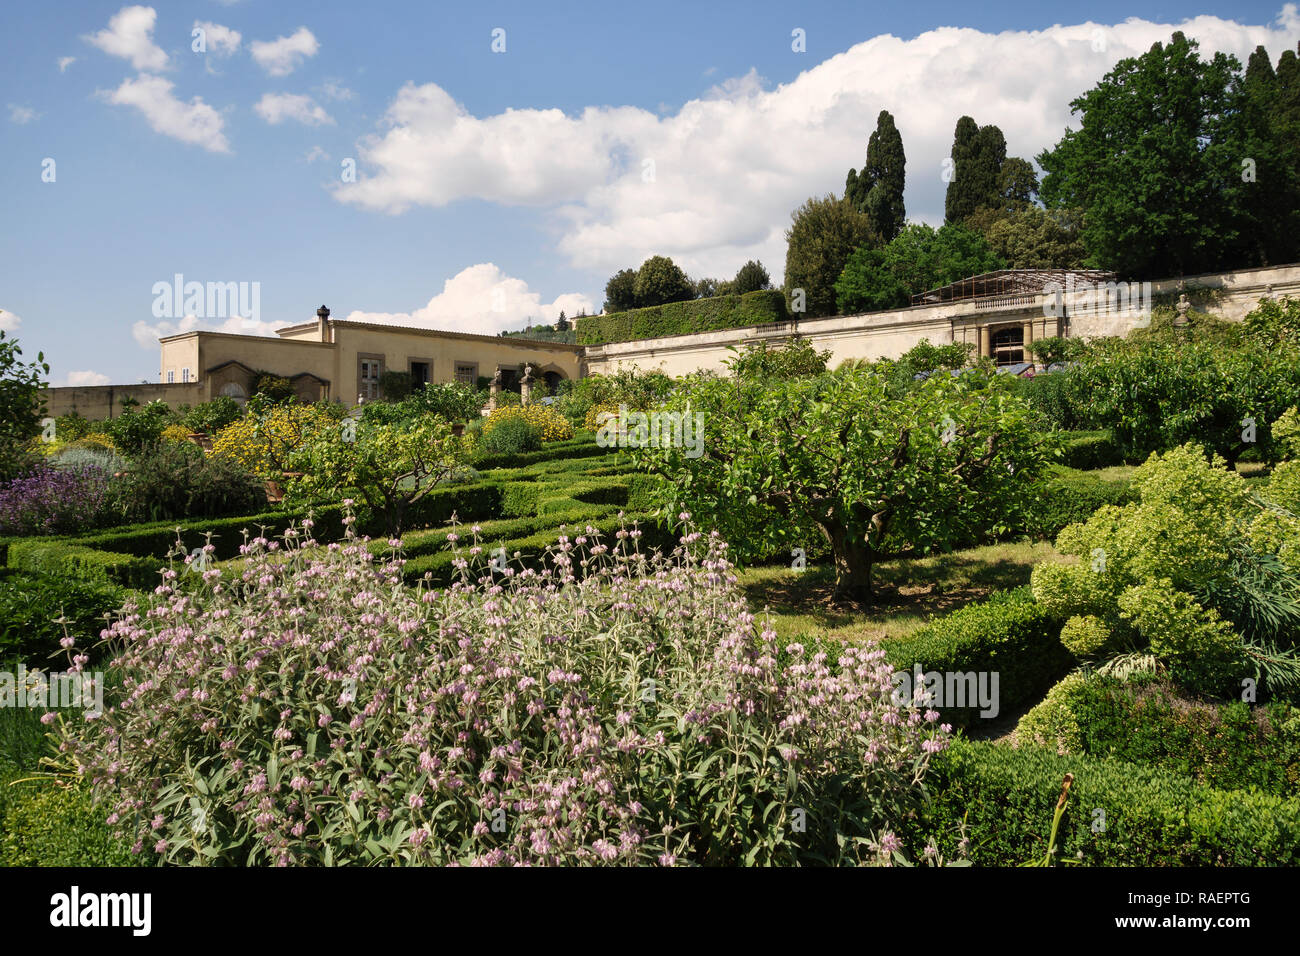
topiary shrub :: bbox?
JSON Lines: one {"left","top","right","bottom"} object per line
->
{"left": 55, "top": 518, "right": 950, "bottom": 866}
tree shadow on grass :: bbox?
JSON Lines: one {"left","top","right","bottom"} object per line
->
{"left": 740, "top": 544, "right": 1052, "bottom": 642}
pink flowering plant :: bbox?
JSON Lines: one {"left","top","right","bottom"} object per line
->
{"left": 52, "top": 509, "right": 949, "bottom": 866}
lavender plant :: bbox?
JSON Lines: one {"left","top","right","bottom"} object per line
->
{"left": 0, "top": 464, "right": 112, "bottom": 536}
{"left": 52, "top": 513, "right": 949, "bottom": 866}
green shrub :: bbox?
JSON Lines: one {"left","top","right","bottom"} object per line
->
{"left": 109, "top": 440, "right": 266, "bottom": 523}
{"left": 577, "top": 290, "right": 790, "bottom": 345}
{"left": 102, "top": 406, "right": 169, "bottom": 456}
{"left": 1013, "top": 673, "right": 1300, "bottom": 795}
{"left": 476, "top": 415, "right": 540, "bottom": 457}
{"left": 0, "top": 572, "right": 124, "bottom": 668}
{"left": 915, "top": 737, "right": 1300, "bottom": 865}
{"left": 1022, "top": 466, "right": 1134, "bottom": 538}
{"left": 881, "top": 588, "right": 1072, "bottom": 731}
{"left": 181, "top": 397, "right": 243, "bottom": 436}
{"left": 0, "top": 770, "right": 139, "bottom": 867}
{"left": 1058, "top": 432, "right": 1127, "bottom": 470}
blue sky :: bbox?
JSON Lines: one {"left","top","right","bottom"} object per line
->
{"left": 2, "top": 1, "right": 1297, "bottom": 387}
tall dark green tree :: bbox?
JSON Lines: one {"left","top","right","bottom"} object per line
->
{"left": 944, "top": 116, "right": 994, "bottom": 224}
{"left": 555, "top": 310, "right": 570, "bottom": 332}
{"left": 603, "top": 268, "right": 638, "bottom": 313}
{"left": 783, "top": 195, "right": 877, "bottom": 317}
{"left": 1225, "top": 45, "right": 1300, "bottom": 266}
{"left": 632, "top": 255, "right": 694, "bottom": 307}
{"left": 846, "top": 110, "right": 907, "bottom": 242}
{"left": 731, "top": 259, "right": 771, "bottom": 294}
{"left": 1037, "top": 32, "right": 1242, "bottom": 276}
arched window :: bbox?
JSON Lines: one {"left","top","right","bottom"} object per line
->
{"left": 220, "top": 382, "right": 248, "bottom": 404}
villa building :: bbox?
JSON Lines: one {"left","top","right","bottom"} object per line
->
{"left": 43, "top": 262, "right": 1300, "bottom": 419}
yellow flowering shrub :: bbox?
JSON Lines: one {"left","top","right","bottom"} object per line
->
{"left": 212, "top": 404, "right": 337, "bottom": 476}
{"left": 483, "top": 404, "right": 573, "bottom": 443}
{"left": 583, "top": 402, "right": 623, "bottom": 433}
{"left": 161, "top": 424, "right": 195, "bottom": 445}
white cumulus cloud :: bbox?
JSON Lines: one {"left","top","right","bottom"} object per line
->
{"left": 250, "top": 27, "right": 319, "bottom": 76}
{"left": 57, "top": 56, "right": 76, "bottom": 72}
{"left": 334, "top": 10, "right": 1300, "bottom": 282}
{"left": 84, "top": 5, "right": 169, "bottom": 72}
{"left": 100, "top": 75, "right": 230, "bottom": 153}
{"left": 254, "top": 92, "right": 334, "bottom": 126}
{"left": 132, "top": 314, "right": 281, "bottom": 349}
{"left": 0, "top": 308, "right": 21, "bottom": 333}
{"left": 344, "top": 263, "right": 594, "bottom": 337}
{"left": 194, "top": 21, "right": 241, "bottom": 56}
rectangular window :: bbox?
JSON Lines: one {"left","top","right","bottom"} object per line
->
{"left": 991, "top": 327, "right": 1025, "bottom": 367}
{"left": 182, "top": 368, "right": 191, "bottom": 383}
{"left": 455, "top": 362, "right": 477, "bottom": 385}
{"left": 359, "top": 357, "right": 383, "bottom": 401}
{"left": 410, "top": 361, "right": 430, "bottom": 388}
{"left": 166, "top": 369, "right": 174, "bottom": 383}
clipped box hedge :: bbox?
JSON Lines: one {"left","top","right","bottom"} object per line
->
{"left": 576, "top": 290, "right": 791, "bottom": 345}
{"left": 400, "top": 510, "right": 674, "bottom": 586}
{"left": 1023, "top": 466, "right": 1135, "bottom": 540}
{"left": 0, "top": 766, "right": 140, "bottom": 867}
{"left": 916, "top": 737, "right": 1300, "bottom": 866}
{"left": 881, "top": 588, "right": 1072, "bottom": 731}
{"left": 6, "top": 539, "right": 165, "bottom": 591}
{"left": 1059, "top": 431, "right": 1128, "bottom": 470}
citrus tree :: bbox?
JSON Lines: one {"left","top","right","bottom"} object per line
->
{"left": 287, "top": 417, "right": 474, "bottom": 534}
{"left": 633, "top": 365, "right": 1053, "bottom": 604}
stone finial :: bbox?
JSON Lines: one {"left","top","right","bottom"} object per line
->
{"left": 1265, "top": 283, "right": 1275, "bottom": 300}
{"left": 317, "top": 305, "right": 330, "bottom": 320}
{"left": 488, "top": 368, "right": 502, "bottom": 411}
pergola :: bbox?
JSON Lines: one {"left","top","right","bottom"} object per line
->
{"left": 911, "top": 268, "right": 1119, "bottom": 306}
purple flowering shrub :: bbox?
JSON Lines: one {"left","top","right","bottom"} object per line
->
{"left": 54, "top": 513, "right": 950, "bottom": 866}
{"left": 0, "top": 464, "right": 112, "bottom": 536}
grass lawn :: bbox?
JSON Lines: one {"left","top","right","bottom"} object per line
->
{"left": 738, "top": 539, "right": 1059, "bottom": 646}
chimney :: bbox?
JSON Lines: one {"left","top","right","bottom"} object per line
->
{"left": 317, "top": 305, "right": 331, "bottom": 343}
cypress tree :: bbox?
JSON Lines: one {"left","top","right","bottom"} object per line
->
{"left": 845, "top": 110, "right": 906, "bottom": 242}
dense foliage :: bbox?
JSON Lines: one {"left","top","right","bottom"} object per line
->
{"left": 1031, "top": 444, "right": 1300, "bottom": 698}
{"left": 634, "top": 362, "right": 1054, "bottom": 602}
{"left": 55, "top": 521, "right": 949, "bottom": 866}
{"left": 576, "top": 290, "right": 789, "bottom": 345}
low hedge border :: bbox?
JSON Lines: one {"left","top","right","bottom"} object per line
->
{"left": 915, "top": 737, "right": 1300, "bottom": 866}
{"left": 1017, "top": 673, "right": 1300, "bottom": 796}
{"left": 881, "top": 588, "right": 1073, "bottom": 731}
{"left": 399, "top": 510, "right": 674, "bottom": 586}
{"left": 1058, "top": 431, "right": 1128, "bottom": 470}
